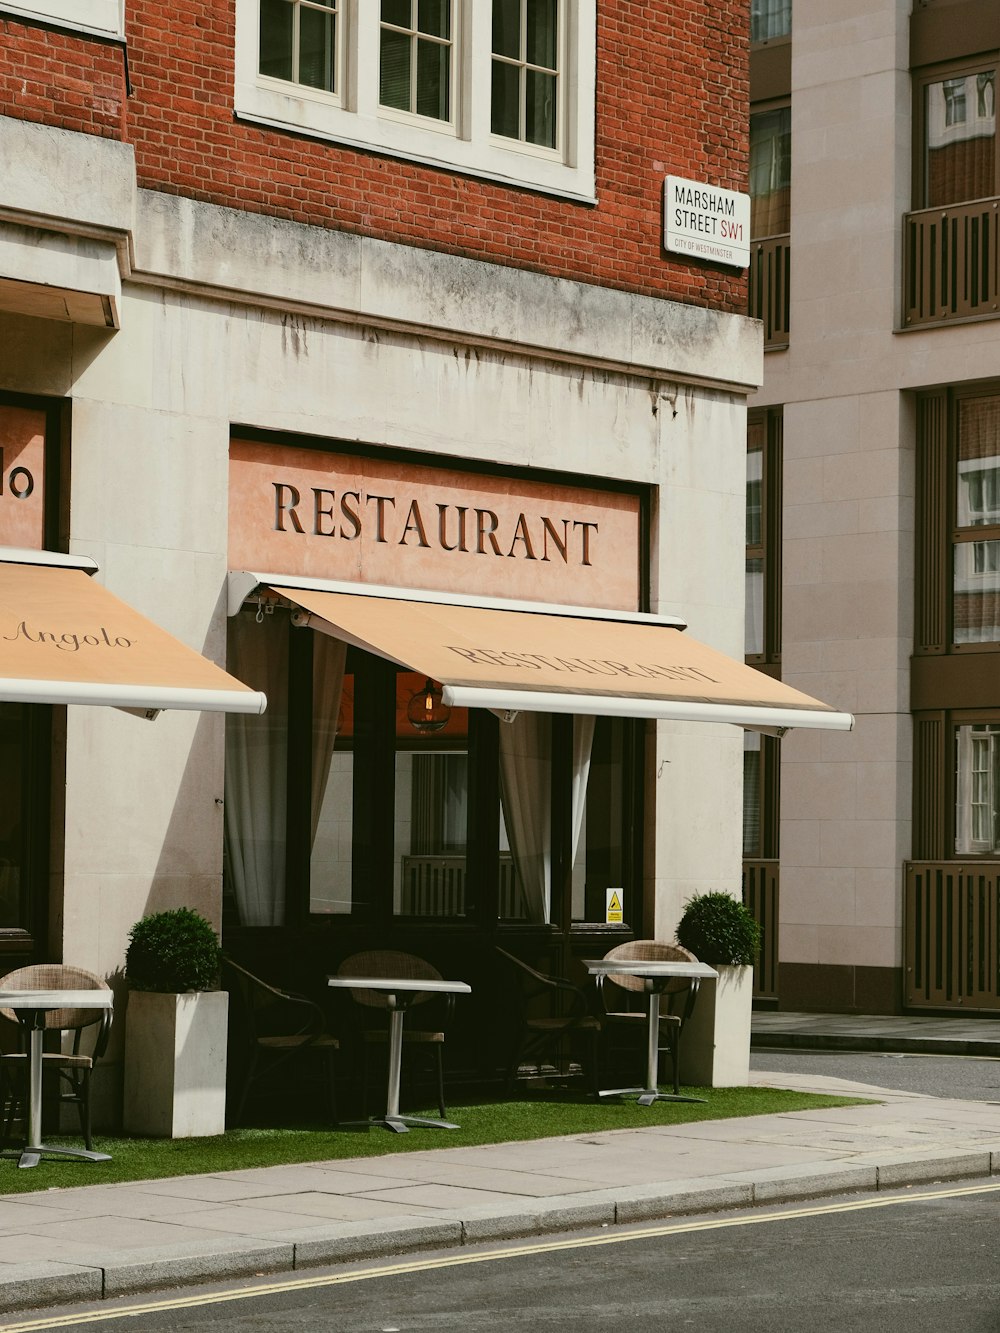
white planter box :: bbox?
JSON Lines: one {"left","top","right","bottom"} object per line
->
{"left": 123, "top": 990, "right": 229, "bottom": 1137}
{"left": 679, "top": 963, "right": 752, "bottom": 1088}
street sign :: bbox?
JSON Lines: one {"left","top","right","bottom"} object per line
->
{"left": 663, "top": 175, "right": 751, "bottom": 269}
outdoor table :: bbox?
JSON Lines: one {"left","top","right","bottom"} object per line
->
{"left": 327, "top": 975, "right": 471, "bottom": 1133}
{"left": 581, "top": 959, "right": 718, "bottom": 1106}
{"left": 0, "top": 988, "right": 114, "bottom": 1169}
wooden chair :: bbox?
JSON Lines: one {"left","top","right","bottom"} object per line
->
{"left": 0, "top": 964, "right": 112, "bottom": 1151}
{"left": 595, "top": 940, "right": 701, "bottom": 1096}
{"left": 495, "top": 947, "right": 601, "bottom": 1097}
{"left": 222, "top": 957, "right": 340, "bottom": 1125}
{"left": 337, "top": 950, "right": 452, "bottom": 1119}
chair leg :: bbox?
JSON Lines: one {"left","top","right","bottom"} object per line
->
{"left": 588, "top": 1028, "right": 600, "bottom": 1099}
{"left": 670, "top": 1030, "right": 681, "bottom": 1096}
{"left": 326, "top": 1051, "right": 339, "bottom": 1125}
{"left": 434, "top": 1044, "right": 446, "bottom": 1120}
{"left": 236, "top": 1048, "right": 259, "bottom": 1126}
{"left": 1, "top": 1063, "right": 22, "bottom": 1143}
{"left": 80, "top": 1069, "right": 93, "bottom": 1151}
{"left": 361, "top": 1042, "right": 371, "bottom": 1116}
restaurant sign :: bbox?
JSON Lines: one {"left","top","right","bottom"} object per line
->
{"left": 663, "top": 175, "right": 751, "bottom": 269}
{"left": 0, "top": 407, "right": 46, "bottom": 551}
{"left": 229, "top": 439, "right": 643, "bottom": 611}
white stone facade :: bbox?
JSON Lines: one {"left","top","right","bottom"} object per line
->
{"left": 0, "top": 115, "right": 761, "bottom": 1111}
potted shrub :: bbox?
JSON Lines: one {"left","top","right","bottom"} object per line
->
{"left": 122, "top": 907, "right": 229, "bottom": 1138}
{"left": 675, "top": 891, "right": 759, "bottom": 1088}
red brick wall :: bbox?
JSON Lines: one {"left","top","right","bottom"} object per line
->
{"left": 0, "top": 17, "right": 126, "bottom": 138}
{"left": 0, "top": 3, "right": 748, "bottom": 312}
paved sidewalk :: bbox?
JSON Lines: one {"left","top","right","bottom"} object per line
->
{"left": 752, "top": 1010, "right": 1000, "bottom": 1055}
{"left": 1, "top": 1064, "right": 1000, "bottom": 1318}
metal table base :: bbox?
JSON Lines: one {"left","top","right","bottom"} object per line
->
{"left": 1, "top": 1026, "right": 112, "bottom": 1168}
{"left": 328, "top": 977, "right": 469, "bottom": 1133}
{"left": 595, "top": 989, "right": 706, "bottom": 1105}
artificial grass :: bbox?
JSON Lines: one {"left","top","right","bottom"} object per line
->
{"left": 0, "top": 1085, "right": 872, "bottom": 1196}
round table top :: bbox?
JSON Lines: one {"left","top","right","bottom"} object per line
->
{"left": 327, "top": 976, "right": 471, "bottom": 994}
{"left": 0, "top": 989, "right": 114, "bottom": 1009}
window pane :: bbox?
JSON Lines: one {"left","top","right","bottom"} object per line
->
{"left": 956, "top": 398, "right": 1000, "bottom": 526}
{"left": 750, "top": 106, "right": 791, "bottom": 237}
{"left": 953, "top": 541, "right": 1000, "bottom": 642}
{"left": 526, "top": 0, "right": 557, "bottom": 70}
{"left": 572, "top": 717, "right": 624, "bottom": 924}
{"left": 417, "top": 0, "right": 449, "bottom": 38}
{"left": 259, "top": 0, "right": 293, "bottom": 81}
{"left": 525, "top": 68, "right": 556, "bottom": 147}
{"left": 746, "top": 446, "right": 763, "bottom": 546}
{"left": 954, "top": 396, "right": 1000, "bottom": 643}
{"left": 310, "top": 665, "right": 354, "bottom": 915}
{"left": 493, "top": 0, "right": 520, "bottom": 58}
{"left": 924, "top": 70, "right": 996, "bottom": 208}
{"left": 381, "top": 0, "right": 411, "bottom": 27}
{"left": 750, "top": 0, "right": 791, "bottom": 43}
{"left": 743, "top": 732, "right": 762, "bottom": 859}
{"left": 394, "top": 673, "right": 469, "bottom": 918}
{"left": 416, "top": 35, "right": 450, "bottom": 120}
{"left": 492, "top": 59, "right": 520, "bottom": 138}
{"left": 0, "top": 704, "right": 27, "bottom": 932}
{"left": 956, "top": 723, "right": 1000, "bottom": 854}
{"left": 299, "top": 6, "right": 336, "bottom": 91}
{"left": 380, "top": 28, "right": 411, "bottom": 109}
{"left": 746, "top": 557, "right": 764, "bottom": 656}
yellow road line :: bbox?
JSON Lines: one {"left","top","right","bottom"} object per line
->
{"left": 5, "top": 1178, "right": 1000, "bottom": 1331}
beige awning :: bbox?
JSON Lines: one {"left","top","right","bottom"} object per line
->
{"left": 260, "top": 581, "right": 852, "bottom": 733}
{"left": 0, "top": 553, "right": 266, "bottom": 716}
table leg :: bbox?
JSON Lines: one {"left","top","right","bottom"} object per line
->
{"left": 635, "top": 992, "right": 661, "bottom": 1105}
{"left": 27, "top": 1027, "right": 43, "bottom": 1151}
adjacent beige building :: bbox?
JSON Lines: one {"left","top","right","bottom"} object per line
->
{"left": 748, "top": 0, "right": 1000, "bottom": 1013}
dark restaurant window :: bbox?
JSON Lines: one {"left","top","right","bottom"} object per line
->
{"left": 224, "top": 611, "right": 642, "bottom": 931}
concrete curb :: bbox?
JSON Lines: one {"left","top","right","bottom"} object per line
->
{"left": 2, "top": 1149, "right": 997, "bottom": 1316}
{"left": 751, "top": 1033, "right": 1000, "bottom": 1057}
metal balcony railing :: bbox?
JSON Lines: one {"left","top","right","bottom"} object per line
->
{"left": 748, "top": 234, "right": 790, "bottom": 349}
{"left": 399, "top": 855, "right": 524, "bottom": 919}
{"left": 903, "top": 198, "right": 1000, "bottom": 328}
{"left": 904, "top": 860, "right": 1000, "bottom": 1011}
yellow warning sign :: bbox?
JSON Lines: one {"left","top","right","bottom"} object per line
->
{"left": 606, "top": 888, "right": 623, "bottom": 925}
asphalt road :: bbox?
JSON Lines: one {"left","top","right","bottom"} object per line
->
{"left": 13, "top": 1181, "right": 1000, "bottom": 1333}
{"left": 750, "top": 1048, "right": 1000, "bottom": 1101}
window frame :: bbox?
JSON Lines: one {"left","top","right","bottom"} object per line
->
{"left": 0, "top": 0, "right": 123, "bottom": 38}
{"left": 951, "top": 712, "right": 1000, "bottom": 857}
{"left": 235, "top": 0, "right": 596, "bottom": 201}
{"left": 239, "top": 629, "right": 643, "bottom": 930}
{"left": 745, "top": 406, "right": 783, "bottom": 669}
{"left": 377, "top": 0, "right": 456, "bottom": 126}
{"left": 749, "top": 97, "right": 791, "bottom": 242}
{"left": 916, "top": 385, "right": 1000, "bottom": 656}
{"left": 489, "top": 0, "right": 563, "bottom": 156}
{"left": 912, "top": 53, "right": 1000, "bottom": 211}
{"left": 257, "top": 0, "right": 343, "bottom": 101}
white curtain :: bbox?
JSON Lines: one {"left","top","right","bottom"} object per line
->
{"left": 224, "top": 610, "right": 289, "bottom": 927}
{"left": 499, "top": 713, "right": 594, "bottom": 925}
{"left": 571, "top": 716, "right": 595, "bottom": 862}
